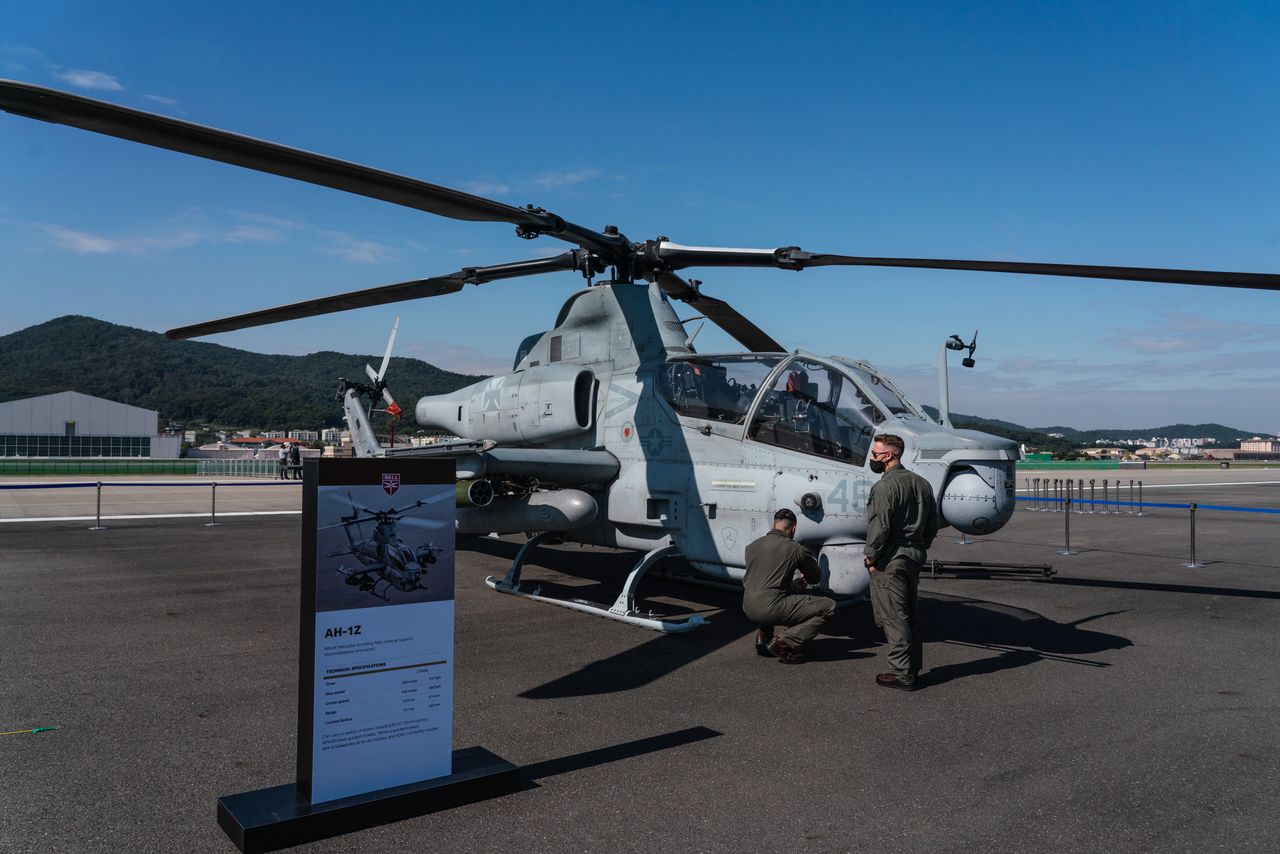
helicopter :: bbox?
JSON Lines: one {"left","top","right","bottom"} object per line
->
{"left": 322, "top": 491, "right": 448, "bottom": 600}
{"left": 4, "top": 79, "right": 1278, "bottom": 632}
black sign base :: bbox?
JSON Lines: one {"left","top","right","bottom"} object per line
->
{"left": 216, "top": 746, "right": 519, "bottom": 853}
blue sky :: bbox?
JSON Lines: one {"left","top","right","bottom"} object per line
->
{"left": 2, "top": 1, "right": 1278, "bottom": 432}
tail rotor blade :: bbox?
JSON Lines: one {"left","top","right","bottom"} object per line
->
{"left": 377, "top": 316, "right": 399, "bottom": 382}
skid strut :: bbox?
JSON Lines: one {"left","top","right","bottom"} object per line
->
{"left": 485, "top": 538, "right": 709, "bottom": 633}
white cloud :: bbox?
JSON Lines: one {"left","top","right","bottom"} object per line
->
{"left": 224, "top": 225, "right": 285, "bottom": 244}
{"left": 462, "top": 180, "right": 511, "bottom": 197}
{"left": 141, "top": 94, "right": 178, "bottom": 106}
{"left": 51, "top": 68, "right": 123, "bottom": 91}
{"left": 531, "top": 168, "right": 601, "bottom": 190}
{"left": 38, "top": 224, "right": 200, "bottom": 254}
{"left": 318, "top": 231, "right": 396, "bottom": 264}
{"left": 232, "top": 211, "right": 304, "bottom": 230}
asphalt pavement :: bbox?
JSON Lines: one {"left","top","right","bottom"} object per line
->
{"left": 2, "top": 472, "right": 1279, "bottom": 852}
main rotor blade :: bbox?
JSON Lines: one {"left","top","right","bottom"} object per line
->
{"left": 652, "top": 242, "right": 1280, "bottom": 291}
{"left": 654, "top": 272, "right": 785, "bottom": 352}
{"left": 166, "top": 251, "right": 581, "bottom": 339}
{"left": 0, "top": 80, "right": 626, "bottom": 257}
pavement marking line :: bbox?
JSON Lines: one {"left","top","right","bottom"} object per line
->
{"left": 0, "top": 510, "right": 303, "bottom": 523}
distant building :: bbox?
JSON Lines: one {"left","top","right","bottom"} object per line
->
{"left": 0, "top": 391, "right": 181, "bottom": 458}
{"left": 1241, "top": 439, "right": 1280, "bottom": 454}
{"left": 321, "top": 428, "right": 343, "bottom": 444}
{"left": 289, "top": 429, "right": 319, "bottom": 442}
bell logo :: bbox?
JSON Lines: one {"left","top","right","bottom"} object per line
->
{"left": 382, "top": 473, "right": 401, "bottom": 496}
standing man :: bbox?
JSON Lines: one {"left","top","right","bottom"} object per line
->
{"left": 864, "top": 433, "right": 938, "bottom": 691}
{"left": 742, "top": 508, "right": 837, "bottom": 665}
{"left": 289, "top": 442, "right": 302, "bottom": 479}
{"left": 277, "top": 443, "right": 288, "bottom": 480}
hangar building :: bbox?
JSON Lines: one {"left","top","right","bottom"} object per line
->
{"left": 0, "top": 391, "right": 181, "bottom": 458}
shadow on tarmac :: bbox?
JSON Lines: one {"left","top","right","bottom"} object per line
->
{"left": 462, "top": 538, "right": 1132, "bottom": 696}
{"left": 519, "top": 726, "right": 722, "bottom": 789}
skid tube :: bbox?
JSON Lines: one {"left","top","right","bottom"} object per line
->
{"left": 484, "top": 534, "right": 710, "bottom": 633}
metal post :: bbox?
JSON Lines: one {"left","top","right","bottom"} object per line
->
{"left": 1058, "top": 496, "right": 1078, "bottom": 554}
{"left": 1077, "top": 479, "right": 1084, "bottom": 513}
{"left": 1182, "top": 502, "right": 1204, "bottom": 568}
{"left": 1033, "top": 477, "right": 1040, "bottom": 511}
{"left": 88, "top": 481, "right": 107, "bottom": 531}
{"left": 206, "top": 481, "right": 220, "bottom": 527}
{"left": 1137, "top": 481, "right": 1144, "bottom": 517}
{"left": 1128, "top": 479, "right": 1134, "bottom": 515}
{"left": 1024, "top": 478, "right": 1031, "bottom": 511}
{"left": 1100, "top": 480, "right": 1108, "bottom": 514}
{"left": 1054, "top": 479, "right": 1061, "bottom": 512}
{"left": 1089, "top": 479, "right": 1095, "bottom": 514}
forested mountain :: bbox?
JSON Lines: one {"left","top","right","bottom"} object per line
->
{"left": 0, "top": 316, "right": 484, "bottom": 430}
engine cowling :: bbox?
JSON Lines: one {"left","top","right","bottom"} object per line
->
{"left": 416, "top": 365, "right": 596, "bottom": 444}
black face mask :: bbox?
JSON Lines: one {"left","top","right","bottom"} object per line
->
{"left": 869, "top": 458, "right": 887, "bottom": 474}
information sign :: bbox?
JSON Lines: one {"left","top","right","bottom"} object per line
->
{"left": 298, "top": 458, "right": 456, "bottom": 804}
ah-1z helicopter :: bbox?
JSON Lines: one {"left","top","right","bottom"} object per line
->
{"left": 4, "top": 80, "right": 1277, "bottom": 631}
{"left": 323, "top": 491, "right": 448, "bottom": 600}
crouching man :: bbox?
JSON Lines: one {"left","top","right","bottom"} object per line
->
{"left": 742, "top": 508, "right": 836, "bottom": 665}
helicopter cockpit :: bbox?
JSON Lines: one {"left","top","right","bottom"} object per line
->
{"left": 659, "top": 354, "right": 927, "bottom": 467}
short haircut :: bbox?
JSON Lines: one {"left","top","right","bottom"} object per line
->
{"left": 774, "top": 508, "right": 797, "bottom": 526}
{"left": 874, "top": 433, "right": 905, "bottom": 455}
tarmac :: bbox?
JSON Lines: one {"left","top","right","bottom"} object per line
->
{"left": 2, "top": 468, "right": 1279, "bottom": 852}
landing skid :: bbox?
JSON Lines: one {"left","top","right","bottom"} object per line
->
{"left": 484, "top": 535, "right": 710, "bottom": 633}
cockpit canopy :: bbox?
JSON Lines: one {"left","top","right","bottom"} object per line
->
{"left": 658, "top": 354, "right": 924, "bottom": 466}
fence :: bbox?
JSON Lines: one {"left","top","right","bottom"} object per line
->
{"left": 1018, "top": 476, "right": 1279, "bottom": 568}
{"left": 0, "top": 458, "right": 198, "bottom": 476}
{"left": 0, "top": 480, "right": 300, "bottom": 529}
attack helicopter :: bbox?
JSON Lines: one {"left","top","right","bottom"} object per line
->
{"left": 4, "top": 80, "right": 1279, "bottom": 632}
{"left": 322, "top": 491, "right": 447, "bottom": 600}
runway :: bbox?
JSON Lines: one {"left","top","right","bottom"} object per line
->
{"left": 2, "top": 472, "right": 1279, "bottom": 852}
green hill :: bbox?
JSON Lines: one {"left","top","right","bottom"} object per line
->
{"left": 0, "top": 315, "right": 484, "bottom": 430}
{"left": 1032, "top": 423, "right": 1262, "bottom": 446}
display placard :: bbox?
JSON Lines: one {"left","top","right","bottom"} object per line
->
{"left": 298, "top": 458, "right": 456, "bottom": 804}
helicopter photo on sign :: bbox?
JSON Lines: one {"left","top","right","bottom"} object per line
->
{"left": 314, "top": 482, "right": 455, "bottom": 612}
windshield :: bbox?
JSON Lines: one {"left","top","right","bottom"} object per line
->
{"left": 834, "top": 360, "right": 920, "bottom": 417}
{"left": 658, "top": 355, "right": 783, "bottom": 424}
{"left": 747, "top": 358, "right": 876, "bottom": 464}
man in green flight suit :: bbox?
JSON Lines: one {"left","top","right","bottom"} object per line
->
{"left": 864, "top": 433, "right": 939, "bottom": 691}
{"left": 742, "top": 508, "right": 837, "bottom": 665}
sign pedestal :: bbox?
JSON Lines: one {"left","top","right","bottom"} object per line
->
{"left": 217, "top": 459, "right": 518, "bottom": 852}
{"left": 217, "top": 746, "right": 518, "bottom": 854}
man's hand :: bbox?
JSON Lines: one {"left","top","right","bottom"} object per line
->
{"left": 865, "top": 557, "right": 878, "bottom": 574}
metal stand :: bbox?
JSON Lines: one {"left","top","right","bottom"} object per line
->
{"left": 1057, "top": 496, "right": 1078, "bottom": 554}
{"left": 1182, "top": 502, "right": 1205, "bottom": 568}
{"left": 954, "top": 529, "right": 975, "bottom": 545}
{"left": 927, "top": 560, "right": 1056, "bottom": 581}
{"left": 485, "top": 538, "right": 708, "bottom": 632}
{"left": 206, "top": 481, "right": 221, "bottom": 526}
{"left": 88, "top": 481, "right": 107, "bottom": 531}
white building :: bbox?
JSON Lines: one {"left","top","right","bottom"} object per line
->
{"left": 289, "top": 429, "right": 319, "bottom": 442}
{"left": 0, "top": 391, "right": 181, "bottom": 458}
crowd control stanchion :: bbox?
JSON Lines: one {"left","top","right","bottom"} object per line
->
{"left": 1089, "top": 479, "right": 1096, "bottom": 513}
{"left": 1057, "top": 496, "right": 1078, "bottom": 555}
{"left": 1100, "top": 480, "right": 1109, "bottom": 514}
{"left": 1182, "top": 502, "right": 1204, "bottom": 568}
{"left": 1137, "top": 481, "right": 1144, "bottom": 517}
{"left": 1034, "top": 478, "right": 1042, "bottom": 511}
{"left": 88, "top": 481, "right": 107, "bottom": 531}
{"left": 206, "top": 482, "right": 221, "bottom": 527}
{"left": 1128, "top": 480, "right": 1135, "bottom": 515}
